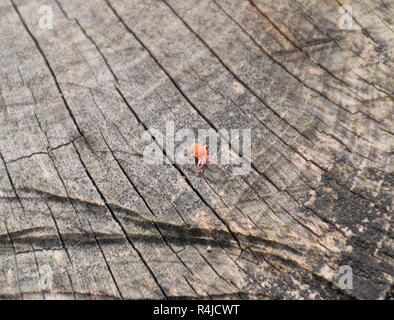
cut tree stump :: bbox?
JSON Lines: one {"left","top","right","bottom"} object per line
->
{"left": 0, "top": 0, "right": 392, "bottom": 299}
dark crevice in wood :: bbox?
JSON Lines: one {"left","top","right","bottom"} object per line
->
{"left": 65, "top": 268, "right": 76, "bottom": 300}
{"left": 71, "top": 141, "right": 169, "bottom": 299}
{"left": 198, "top": 168, "right": 270, "bottom": 239}
{"left": 54, "top": 0, "right": 120, "bottom": 84}
{"left": 99, "top": 132, "right": 156, "bottom": 218}
{"left": 182, "top": 276, "right": 200, "bottom": 298}
{"left": 44, "top": 200, "right": 73, "bottom": 265}
{"left": 5, "top": 152, "right": 48, "bottom": 164}
{"left": 356, "top": 74, "right": 394, "bottom": 99}
{"left": 86, "top": 220, "right": 123, "bottom": 299}
{"left": 10, "top": 0, "right": 84, "bottom": 139}
{"left": 193, "top": 246, "right": 240, "bottom": 291}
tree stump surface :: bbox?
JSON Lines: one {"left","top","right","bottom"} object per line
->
{"left": 0, "top": 0, "right": 392, "bottom": 299}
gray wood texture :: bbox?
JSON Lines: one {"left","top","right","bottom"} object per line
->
{"left": 0, "top": 0, "right": 392, "bottom": 299}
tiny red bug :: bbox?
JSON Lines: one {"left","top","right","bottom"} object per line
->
{"left": 185, "top": 143, "right": 218, "bottom": 168}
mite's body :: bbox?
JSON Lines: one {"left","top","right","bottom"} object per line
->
{"left": 185, "top": 143, "right": 218, "bottom": 168}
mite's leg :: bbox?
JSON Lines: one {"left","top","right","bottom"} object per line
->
{"left": 200, "top": 157, "right": 207, "bottom": 168}
{"left": 207, "top": 157, "right": 218, "bottom": 165}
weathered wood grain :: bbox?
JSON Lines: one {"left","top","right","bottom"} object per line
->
{"left": 0, "top": 0, "right": 392, "bottom": 299}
